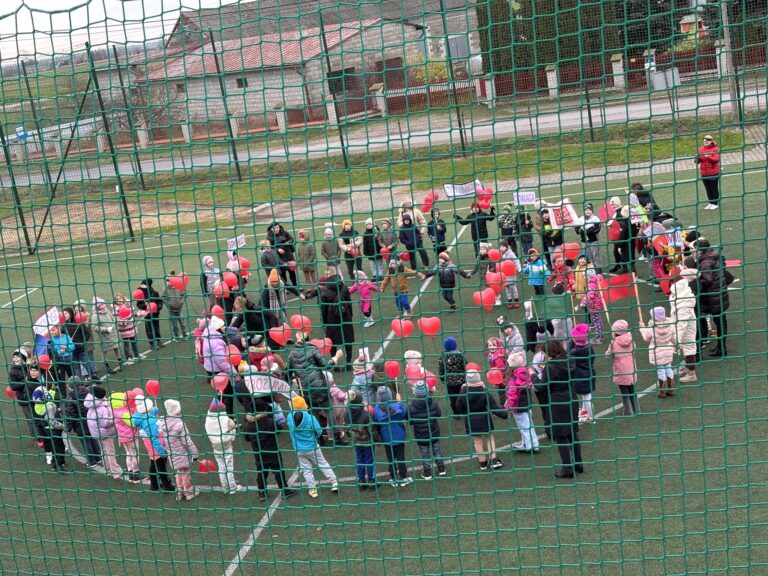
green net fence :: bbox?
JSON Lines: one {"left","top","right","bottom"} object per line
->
{"left": 1, "top": 0, "right": 767, "bottom": 573}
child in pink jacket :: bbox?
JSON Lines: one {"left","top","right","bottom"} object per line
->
{"left": 505, "top": 366, "right": 539, "bottom": 453}
{"left": 640, "top": 306, "right": 678, "bottom": 399}
{"left": 574, "top": 270, "right": 605, "bottom": 344}
{"left": 605, "top": 319, "right": 638, "bottom": 416}
{"left": 349, "top": 270, "right": 379, "bottom": 328}
{"left": 485, "top": 337, "right": 507, "bottom": 404}
{"left": 111, "top": 391, "right": 143, "bottom": 483}
{"left": 161, "top": 399, "right": 199, "bottom": 501}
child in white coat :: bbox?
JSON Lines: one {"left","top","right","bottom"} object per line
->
{"left": 204, "top": 398, "right": 241, "bottom": 493}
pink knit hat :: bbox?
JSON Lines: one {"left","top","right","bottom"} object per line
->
{"left": 570, "top": 323, "right": 590, "bottom": 345}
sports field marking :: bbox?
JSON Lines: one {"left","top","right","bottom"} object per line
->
{"left": 1, "top": 288, "right": 38, "bottom": 309}
{"left": 3, "top": 167, "right": 750, "bottom": 273}
{"left": 222, "top": 223, "right": 470, "bottom": 576}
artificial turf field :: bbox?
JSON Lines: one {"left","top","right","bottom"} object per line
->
{"left": 0, "top": 162, "right": 766, "bottom": 575}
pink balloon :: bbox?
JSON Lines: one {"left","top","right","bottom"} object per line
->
{"left": 168, "top": 276, "right": 185, "bottom": 291}
{"left": 37, "top": 354, "right": 51, "bottom": 370}
{"left": 289, "top": 315, "right": 312, "bottom": 332}
{"left": 226, "top": 344, "right": 242, "bottom": 367}
{"left": 269, "top": 324, "right": 292, "bottom": 346}
{"left": 148, "top": 302, "right": 158, "bottom": 314}
{"left": 210, "top": 305, "right": 225, "bottom": 320}
{"left": 500, "top": 259, "right": 517, "bottom": 276}
{"left": 213, "top": 283, "right": 229, "bottom": 299}
{"left": 212, "top": 373, "right": 229, "bottom": 393}
{"left": 384, "top": 360, "right": 401, "bottom": 379}
{"left": 487, "top": 369, "right": 505, "bottom": 386}
{"left": 488, "top": 249, "right": 501, "bottom": 262}
{"left": 425, "top": 370, "right": 438, "bottom": 391}
{"left": 405, "top": 364, "right": 424, "bottom": 383}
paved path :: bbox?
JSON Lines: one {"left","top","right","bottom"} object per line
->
{"left": 2, "top": 86, "right": 766, "bottom": 188}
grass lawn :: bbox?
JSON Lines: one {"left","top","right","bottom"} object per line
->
{"left": 0, "top": 160, "right": 766, "bottom": 574}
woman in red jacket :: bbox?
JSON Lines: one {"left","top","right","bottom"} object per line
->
{"left": 695, "top": 135, "right": 720, "bottom": 210}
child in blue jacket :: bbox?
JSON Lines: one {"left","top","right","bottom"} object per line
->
{"left": 287, "top": 395, "right": 338, "bottom": 498}
{"left": 521, "top": 248, "right": 550, "bottom": 295}
{"left": 373, "top": 386, "right": 412, "bottom": 486}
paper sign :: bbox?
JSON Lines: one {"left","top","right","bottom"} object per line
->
{"left": 596, "top": 201, "right": 615, "bottom": 223}
{"left": 226, "top": 234, "right": 246, "bottom": 252}
{"left": 513, "top": 190, "right": 537, "bottom": 206}
{"left": 443, "top": 179, "right": 483, "bottom": 198}
{"left": 33, "top": 307, "right": 61, "bottom": 337}
{"left": 546, "top": 198, "right": 578, "bottom": 230}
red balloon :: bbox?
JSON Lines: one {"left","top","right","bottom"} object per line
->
{"left": 417, "top": 316, "right": 441, "bottom": 339}
{"left": 420, "top": 203, "right": 432, "bottom": 214}
{"left": 563, "top": 242, "right": 581, "bottom": 262}
{"left": 466, "top": 362, "right": 482, "bottom": 372}
{"left": 268, "top": 324, "right": 292, "bottom": 346}
{"left": 487, "top": 368, "right": 505, "bottom": 386}
{"left": 58, "top": 312, "right": 65, "bottom": 325}
{"left": 288, "top": 260, "right": 297, "bottom": 272}
{"left": 117, "top": 305, "right": 131, "bottom": 320}
{"left": 212, "top": 372, "right": 230, "bottom": 393}
{"left": 168, "top": 276, "right": 185, "bottom": 291}
{"left": 478, "top": 198, "right": 492, "bottom": 211}
{"left": 227, "top": 344, "right": 242, "bottom": 367}
{"left": 6, "top": 386, "right": 16, "bottom": 399}
{"left": 485, "top": 271, "right": 502, "bottom": 288}
{"left": 322, "top": 338, "right": 332, "bottom": 356}
{"left": 148, "top": 302, "right": 158, "bottom": 314}
{"left": 405, "top": 364, "right": 424, "bottom": 383}
{"left": 145, "top": 380, "right": 160, "bottom": 398}
{"left": 238, "top": 256, "right": 250, "bottom": 272}
{"left": 198, "top": 459, "right": 217, "bottom": 473}
{"left": 289, "top": 314, "right": 311, "bottom": 332}
{"left": 488, "top": 249, "right": 501, "bottom": 262}
{"left": 500, "top": 259, "right": 517, "bottom": 276}
{"left": 182, "top": 273, "right": 190, "bottom": 287}
{"left": 222, "top": 271, "right": 239, "bottom": 289}
{"left": 425, "top": 370, "right": 438, "bottom": 391}
{"left": 399, "top": 252, "right": 410, "bottom": 262}
{"left": 380, "top": 247, "right": 391, "bottom": 259}
{"left": 213, "top": 283, "right": 229, "bottom": 299}
{"left": 384, "top": 360, "right": 401, "bottom": 379}
{"left": 426, "top": 190, "right": 440, "bottom": 203}
{"left": 74, "top": 312, "right": 88, "bottom": 324}
{"left": 132, "top": 289, "right": 145, "bottom": 301}
{"left": 477, "top": 187, "right": 494, "bottom": 200}
{"left": 309, "top": 338, "right": 325, "bottom": 353}
{"left": 211, "top": 305, "right": 225, "bottom": 320}
{"left": 391, "top": 318, "right": 414, "bottom": 338}
{"left": 37, "top": 354, "right": 51, "bottom": 370}
{"left": 472, "top": 288, "right": 496, "bottom": 311}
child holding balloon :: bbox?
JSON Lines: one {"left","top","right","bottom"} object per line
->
{"left": 161, "top": 399, "right": 199, "bottom": 501}
{"left": 114, "top": 294, "right": 140, "bottom": 365}
{"left": 499, "top": 240, "right": 521, "bottom": 309}
{"left": 163, "top": 271, "right": 189, "bottom": 342}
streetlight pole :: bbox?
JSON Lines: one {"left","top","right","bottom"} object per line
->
{"left": 720, "top": 0, "right": 743, "bottom": 122}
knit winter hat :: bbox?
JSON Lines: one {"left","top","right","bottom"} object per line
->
{"left": 134, "top": 395, "right": 153, "bottom": 414}
{"left": 586, "top": 267, "right": 597, "bottom": 278}
{"left": 164, "top": 399, "right": 181, "bottom": 417}
{"left": 527, "top": 248, "right": 539, "bottom": 257}
{"left": 292, "top": 395, "right": 308, "bottom": 410}
{"left": 570, "top": 323, "right": 590, "bottom": 346}
{"left": 208, "top": 315, "right": 225, "bottom": 332}
{"left": 12, "top": 348, "right": 28, "bottom": 361}
{"left": 365, "top": 217, "right": 373, "bottom": 226}
{"left": 376, "top": 386, "right": 393, "bottom": 403}
{"left": 202, "top": 255, "right": 214, "bottom": 268}
{"left": 92, "top": 385, "right": 107, "bottom": 400}
{"left": 609, "top": 196, "right": 621, "bottom": 208}
{"left": 465, "top": 370, "right": 482, "bottom": 385}
{"left": 502, "top": 204, "right": 513, "bottom": 213}
{"left": 268, "top": 269, "right": 280, "bottom": 283}
{"left": 342, "top": 219, "right": 352, "bottom": 228}
{"left": 584, "top": 203, "right": 594, "bottom": 212}
{"left": 443, "top": 337, "right": 458, "bottom": 351}
{"left": 611, "top": 319, "right": 629, "bottom": 334}
{"left": 324, "top": 227, "right": 333, "bottom": 237}
{"left": 412, "top": 381, "right": 428, "bottom": 398}
{"left": 652, "top": 306, "right": 666, "bottom": 322}
{"left": 352, "top": 357, "right": 366, "bottom": 374}
{"left": 404, "top": 350, "right": 422, "bottom": 365}
{"left": 348, "top": 389, "right": 362, "bottom": 404}
{"left": 479, "top": 242, "right": 491, "bottom": 251}
{"left": 438, "top": 252, "right": 451, "bottom": 262}
{"left": 355, "top": 270, "right": 367, "bottom": 280}
{"left": 209, "top": 399, "right": 226, "bottom": 412}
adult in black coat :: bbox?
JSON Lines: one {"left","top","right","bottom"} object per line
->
{"left": 9, "top": 349, "right": 35, "bottom": 438}
{"left": 318, "top": 272, "right": 356, "bottom": 369}
{"left": 230, "top": 296, "right": 268, "bottom": 343}
{"left": 242, "top": 398, "right": 297, "bottom": 501}
{"left": 609, "top": 205, "right": 632, "bottom": 274}
{"left": 533, "top": 341, "right": 582, "bottom": 479}
{"left": 136, "top": 279, "right": 164, "bottom": 349}
{"left": 455, "top": 370, "right": 508, "bottom": 469}
{"left": 455, "top": 203, "right": 496, "bottom": 257}
{"left": 62, "top": 306, "right": 92, "bottom": 378}
{"left": 267, "top": 222, "right": 298, "bottom": 286}
{"left": 696, "top": 240, "right": 731, "bottom": 357}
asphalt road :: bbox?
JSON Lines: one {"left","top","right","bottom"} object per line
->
{"left": 3, "top": 86, "right": 766, "bottom": 188}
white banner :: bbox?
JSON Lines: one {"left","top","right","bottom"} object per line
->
{"left": 546, "top": 198, "right": 579, "bottom": 230}
{"left": 32, "top": 307, "right": 61, "bottom": 337}
{"left": 243, "top": 372, "right": 294, "bottom": 399}
{"left": 513, "top": 190, "right": 538, "bottom": 206}
{"left": 443, "top": 179, "right": 483, "bottom": 198}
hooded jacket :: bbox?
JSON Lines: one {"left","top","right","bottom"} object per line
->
{"left": 287, "top": 409, "right": 323, "bottom": 452}
{"left": 605, "top": 331, "right": 636, "bottom": 386}
{"left": 132, "top": 407, "right": 167, "bottom": 458}
{"left": 266, "top": 223, "right": 295, "bottom": 262}
{"left": 696, "top": 141, "right": 720, "bottom": 178}
{"left": 161, "top": 414, "right": 199, "bottom": 471}
{"left": 398, "top": 214, "right": 420, "bottom": 248}
{"left": 110, "top": 393, "right": 136, "bottom": 444}
{"left": 202, "top": 326, "right": 235, "bottom": 374}
{"left": 373, "top": 401, "right": 407, "bottom": 444}
{"left": 204, "top": 409, "right": 236, "bottom": 448}
{"left": 296, "top": 232, "right": 316, "bottom": 269}
{"left": 136, "top": 279, "right": 163, "bottom": 316}
{"left": 697, "top": 249, "right": 730, "bottom": 315}
{"left": 406, "top": 397, "right": 441, "bottom": 445}
{"left": 568, "top": 343, "right": 596, "bottom": 395}
{"left": 497, "top": 207, "right": 517, "bottom": 237}
{"left": 93, "top": 305, "right": 119, "bottom": 346}
{"left": 505, "top": 366, "right": 531, "bottom": 412}
{"left": 669, "top": 279, "right": 698, "bottom": 356}
{"left": 349, "top": 403, "right": 374, "bottom": 445}
{"left": 286, "top": 341, "right": 333, "bottom": 404}
{"left": 84, "top": 394, "right": 117, "bottom": 439}
{"left": 396, "top": 202, "right": 428, "bottom": 236}
{"left": 362, "top": 224, "right": 379, "bottom": 257}
{"left": 522, "top": 257, "right": 549, "bottom": 286}
{"left": 455, "top": 380, "right": 507, "bottom": 435}
{"left": 639, "top": 320, "right": 677, "bottom": 366}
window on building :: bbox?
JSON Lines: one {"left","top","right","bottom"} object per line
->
{"left": 327, "top": 67, "right": 358, "bottom": 96}
{"left": 176, "top": 83, "right": 186, "bottom": 94}
{"left": 236, "top": 77, "right": 248, "bottom": 88}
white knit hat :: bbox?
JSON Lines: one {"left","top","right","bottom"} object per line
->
{"left": 164, "top": 399, "right": 181, "bottom": 417}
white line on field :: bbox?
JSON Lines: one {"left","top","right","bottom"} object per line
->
{"left": 4, "top": 166, "right": 756, "bottom": 273}
{"left": 1, "top": 288, "right": 38, "bottom": 309}
{"left": 222, "top": 223, "right": 470, "bottom": 576}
